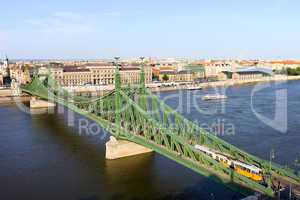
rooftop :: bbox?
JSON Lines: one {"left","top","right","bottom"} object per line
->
{"left": 237, "top": 67, "right": 272, "bottom": 75}
{"left": 63, "top": 67, "right": 90, "bottom": 72}
{"left": 177, "top": 70, "right": 193, "bottom": 74}
{"left": 84, "top": 63, "right": 114, "bottom": 67}
{"left": 269, "top": 60, "right": 300, "bottom": 65}
{"left": 183, "top": 64, "right": 205, "bottom": 72}
{"left": 223, "top": 66, "right": 273, "bottom": 75}
{"left": 159, "top": 70, "right": 177, "bottom": 75}
{"left": 120, "top": 66, "right": 140, "bottom": 71}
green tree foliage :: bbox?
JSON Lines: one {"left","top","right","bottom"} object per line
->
{"left": 162, "top": 74, "right": 169, "bottom": 82}
{"left": 152, "top": 74, "right": 159, "bottom": 81}
{"left": 287, "top": 67, "right": 300, "bottom": 76}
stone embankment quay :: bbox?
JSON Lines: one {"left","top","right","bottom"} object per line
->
{"left": 1, "top": 75, "right": 300, "bottom": 100}
{"left": 151, "top": 75, "right": 300, "bottom": 92}
{"left": 0, "top": 88, "right": 30, "bottom": 104}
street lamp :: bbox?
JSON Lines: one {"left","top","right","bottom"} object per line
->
{"left": 114, "top": 57, "right": 120, "bottom": 68}
{"left": 139, "top": 57, "right": 145, "bottom": 62}
{"left": 269, "top": 148, "right": 275, "bottom": 171}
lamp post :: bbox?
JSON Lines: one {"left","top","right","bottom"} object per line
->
{"left": 289, "top": 183, "right": 292, "bottom": 200}
{"left": 114, "top": 57, "right": 120, "bottom": 68}
{"left": 139, "top": 57, "right": 145, "bottom": 62}
{"left": 270, "top": 148, "right": 275, "bottom": 172}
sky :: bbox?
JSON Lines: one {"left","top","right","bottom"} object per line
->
{"left": 0, "top": 0, "right": 300, "bottom": 60}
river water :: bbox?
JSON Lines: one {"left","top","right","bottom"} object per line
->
{"left": 1, "top": 80, "right": 300, "bottom": 200}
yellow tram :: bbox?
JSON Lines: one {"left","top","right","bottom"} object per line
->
{"left": 194, "top": 145, "right": 263, "bottom": 182}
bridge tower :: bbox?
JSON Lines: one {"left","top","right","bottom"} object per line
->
{"left": 139, "top": 57, "right": 147, "bottom": 111}
{"left": 114, "top": 57, "right": 122, "bottom": 138}
{"left": 105, "top": 56, "right": 153, "bottom": 159}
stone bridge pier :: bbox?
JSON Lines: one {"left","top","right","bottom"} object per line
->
{"left": 30, "top": 96, "right": 56, "bottom": 108}
{"left": 105, "top": 136, "right": 153, "bottom": 160}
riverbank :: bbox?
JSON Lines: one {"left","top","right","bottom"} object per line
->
{"left": 150, "top": 75, "right": 300, "bottom": 92}
{"left": 0, "top": 96, "right": 30, "bottom": 104}
{"left": 1, "top": 75, "right": 300, "bottom": 98}
{"left": 0, "top": 88, "right": 30, "bottom": 104}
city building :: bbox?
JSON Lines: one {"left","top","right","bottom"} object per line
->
{"left": 120, "top": 66, "right": 140, "bottom": 84}
{"left": 0, "top": 73, "right": 3, "bottom": 85}
{"left": 38, "top": 67, "right": 50, "bottom": 76}
{"left": 0, "top": 56, "right": 12, "bottom": 85}
{"left": 10, "top": 66, "right": 31, "bottom": 84}
{"left": 47, "top": 63, "right": 152, "bottom": 87}
{"left": 0, "top": 56, "right": 9, "bottom": 72}
{"left": 120, "top": 64, "right": 152, "bottom": 85}
{"left": 0, "top": 61, "right": 3, "bottom": 85}
{"left": 182, "top": 64, "right": 205, "bottom": 80}
{"left": 218, "top": 67, "right": 272, "bottom": 81}
{"left": 142, "top": 65, "right": 152, "bottom": 83}
{"left": 157, "top": 64, "right": 205, "bottom": 82}
{"left": 86, "top": 63, "right": 115, "bottom": 85}
{"left": 158, "top": 67, "right": 177, "bottom": 82}
{"left": 62, "top": 67, "right": 92, "bottom": 86}
{"left": 267, "top": 60, "right": 300, "bottom": 70}
{"left": 176, "top": 70, "right": 194, "bottom": 82}
{"left": 201, "top": 60, "right": 233, "bottom": 78}
{"left": 51, "top": 67, "right": 64, "bottom": 85}
{"left": 152, "top": 65, "right": 160, "bottom": 80}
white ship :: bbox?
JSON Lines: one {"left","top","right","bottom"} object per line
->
{"left": 186, "top": 85, "right": 202, "bottom": 90}
{"left": 202, "top": 94, "right": 227, "bottom": 101}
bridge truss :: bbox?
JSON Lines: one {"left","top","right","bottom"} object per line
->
{"left": 22, "top": 65, "right": 300, "bottom": 197}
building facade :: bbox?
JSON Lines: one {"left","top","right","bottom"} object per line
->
{"left": 202, "top": 61, "right": 233, "bottom": 78}
{"left": 87, "top": 63, "right": 115, "bottom": 85}
{"left": 120, "top": 67, "right": 140, "bottom": 84}
{"left": 48, "top": 63, "right": 152, "bottom": 87}
{"left": 51, "top": 67, "right": 64, "bottom": 85}
{"left": 62, "top": 68, "right": 92, "bottom": 86}
{"left": 0, "top": 73, "right": 3, "bottom": 85}
{"left": 120, "top": 65, "right": 152, "bottom": 85}
{"left": 218, "top": 67, "right": 272, "bottom": 81}
{"left": 157, "top": 64, "right": 205, "bottom": 82}
{"left": 10, "top": 66, "right": 31, "bottom": 84}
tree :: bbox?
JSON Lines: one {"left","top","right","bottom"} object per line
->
{"left": 152, "top": 74, "right": 159, "bottom": 81}
{"left": 162, "top": 74, "right": 169, "bottom": 82}
{"left": 287, "top": 67, "right": 300, "bottom": 76}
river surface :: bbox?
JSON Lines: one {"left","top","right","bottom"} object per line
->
{"left": 1, "top": 80, "right": 300, "bottom": 200}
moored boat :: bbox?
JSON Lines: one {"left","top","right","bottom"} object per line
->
{"left": 202, "top": 94, "right": 227, "bottom": 100}
{"left": 186, "top": 85, "right": 202, "bottom": 90}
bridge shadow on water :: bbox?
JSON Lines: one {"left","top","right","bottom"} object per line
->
{"left": 155, "top": 174, "right": 245, "bottom": 200}
{"left": 31, "top": 110, "right": 247, "bottom": 200}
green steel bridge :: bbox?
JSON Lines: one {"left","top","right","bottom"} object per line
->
{"left": 21, "top": 64, "right": 300, "bottom": 197}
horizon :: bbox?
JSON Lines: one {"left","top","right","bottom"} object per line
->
{"left": 5, "top": 57, "right": 300, "bottom": 61}
{"left": 1, "top": 0, "right": 300, "bottom": 59}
